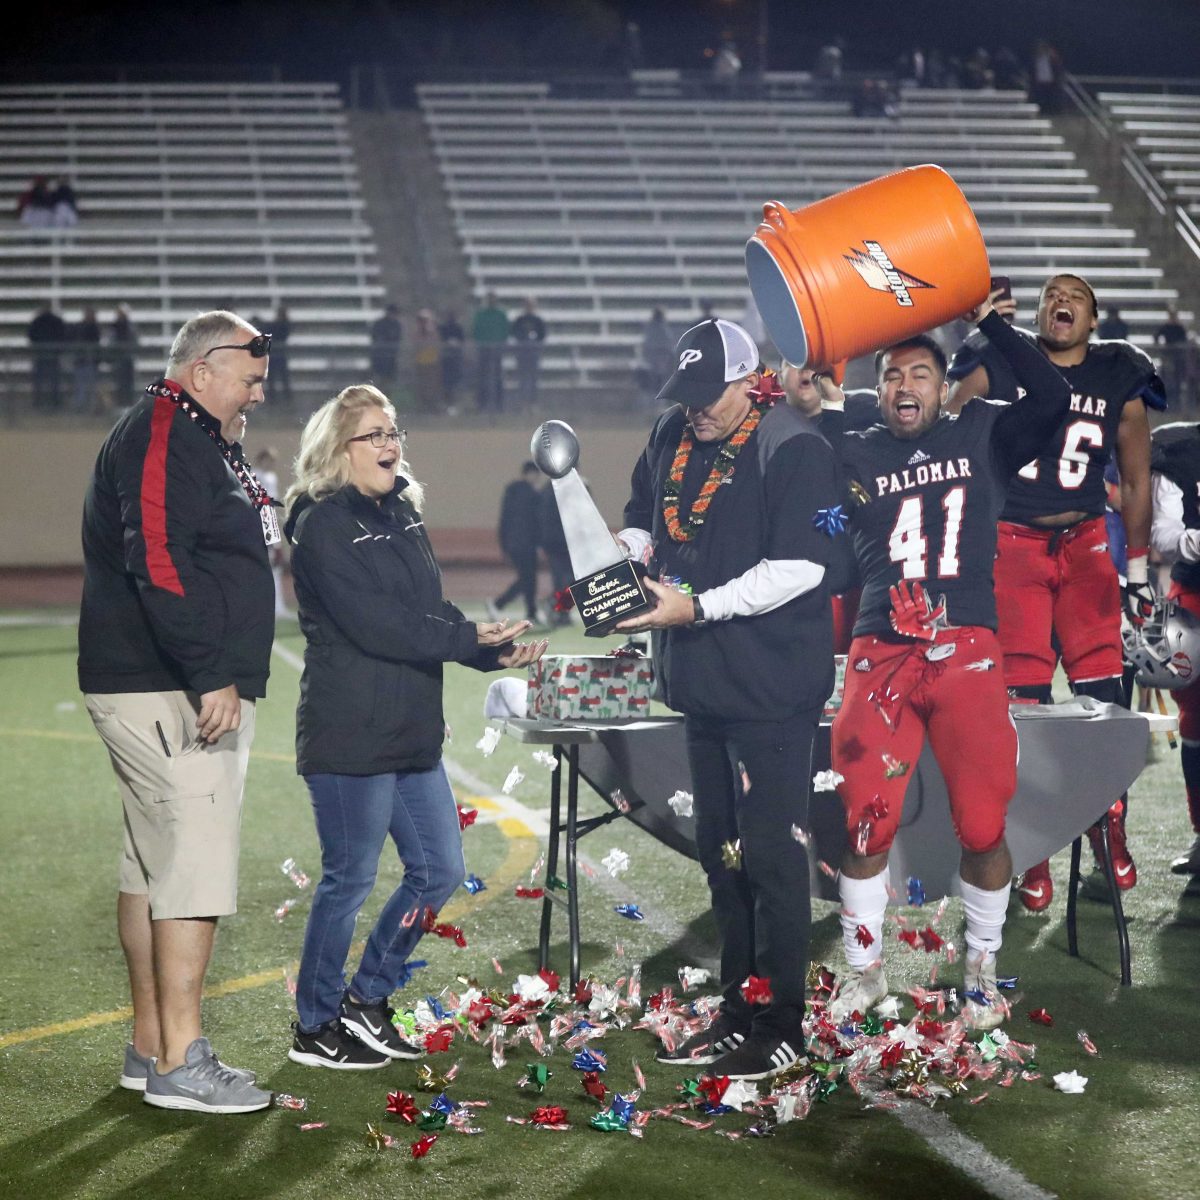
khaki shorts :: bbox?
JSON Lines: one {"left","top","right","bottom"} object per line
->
{"left": 84, "top": 690, "right": 256, "bottom": 919}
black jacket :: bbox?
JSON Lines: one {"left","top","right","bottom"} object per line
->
{"left": 286, "top": 482, "right": 500, "bottom": 776}
{"left": 498, "top": 478, "right": 539, "bottom": 555}
{"left": 78, "top": 386, "right": 275, "bottom": 697}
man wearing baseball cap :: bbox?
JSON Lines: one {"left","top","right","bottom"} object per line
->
{"left": 616, "top": 319, "right": 840, "bottom": 1081}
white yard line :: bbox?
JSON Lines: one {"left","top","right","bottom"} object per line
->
{"left": 270, "top": 641, "right": 1053, "bottom": 1199}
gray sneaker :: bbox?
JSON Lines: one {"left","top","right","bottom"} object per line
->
{"left": 143, "top": 1037, "right": 271, "bottom": 1114}
{"left": 120, "top": 1041, "right": 257, "bottom": 1092}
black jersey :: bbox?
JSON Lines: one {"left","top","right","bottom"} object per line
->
{"left": 1151, "top": 421, "right": 1200, "bottom": 591}
{"left": 825, "top": 312, "right": 1073, "bottom": 637}
{"left": 1000, "top": 340, "right": 1158, "bottom": 523}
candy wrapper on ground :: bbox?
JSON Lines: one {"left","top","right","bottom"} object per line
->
{"left": 527, "top": 655, "right": 654, "bottom": 720}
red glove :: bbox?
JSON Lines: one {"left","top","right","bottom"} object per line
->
{"left": 888, "top": 580, "right": 947, "bottom": 641}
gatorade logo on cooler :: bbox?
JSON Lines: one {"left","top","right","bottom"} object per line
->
{"left": 844, "top": 241, "right": 935, "bottom": 308}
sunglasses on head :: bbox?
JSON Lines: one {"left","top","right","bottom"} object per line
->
{"left": 202, "top": 332, "right": 272, "bottom": 359}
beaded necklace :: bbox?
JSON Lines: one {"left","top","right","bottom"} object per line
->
{"left": 661, "top": 371, "right": 784, "bottom": 544}
{"left": 147, "top": 380, "right": 276, "bottom": 510}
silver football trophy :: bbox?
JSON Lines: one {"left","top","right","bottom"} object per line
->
{"left": 530, "top": 420, "right": 652, "bottom": 636}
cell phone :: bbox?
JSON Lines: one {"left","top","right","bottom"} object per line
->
{"left": 990, "top": 275, "right": 1013, "bottom": 302}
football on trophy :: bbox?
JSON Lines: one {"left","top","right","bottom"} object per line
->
{"left": 530, "top": 420, "right": 580, "bottom": 479}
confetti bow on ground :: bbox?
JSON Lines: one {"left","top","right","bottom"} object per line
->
{"left": 502, "top": 766, "right": 525, "bottom": 794}
{"left": 1028, "top": 1008, "right": 1054, "bottom": 1026}
{"left": 386, "top": 1091, "right": 420, "bottom": 1124}
{"left": 581, "top": 1071, "right": 607, "bottom": 1102}
{"left": 667, "top": 790, "right": 694, "bottom": 817}
{"left": 514, "top": 885, "right": 544, "bottom": 899}
{"left": 812, "top": 769, "right": 844, "bottom": 793}
{"left": 882, "top": 754, "right": 909, "bottom": 779}
{"left": 1053, "top": 1070, "right": 1088, "bottom": 1094}
{"left": 365, "top": 1122, "right": 398, "bottom": 1151}
{"left": 907, "top": 876, "right": 926, "bottom": 906}
{"left": 531, "top": 750, "right": 558, "bottom": 771}
{"left": 614, "top": 904, "right": 644, "bottom": 921}
{"left": 601, "top": 848, "right": 630, "bottom": 877}
{"left": 463, "top": 873, "right": 486, "bottom": 894}
{"left": 572, "top": 1048, "right": 607, "bottom": 1072}
{"left": 531, "top": 1105, "right": 569, "bottom": 1127}
{"left": 457, "top": 805, "right": 478, "bottom": 830}
{"left": 424, "top": 1027, "right": 454, "bottom": 1053}
{"left": 411, "top": 1134, "right": 438, "bottom": 1159}
{"left": 740, "top": 975, "right": 774, "bottom": 1005}
{"left": 678, "top": 966, "right": 711, "bottom": 991}
{"left": 721, "top": 839, "right": 742, "bottom": 870}
{"left": 523, "top": 1063, "right": 552, "bottom": 1092}
{"left": 854, "top": 924, "right": 875, "bottom": 949}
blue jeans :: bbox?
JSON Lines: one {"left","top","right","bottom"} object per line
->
{"left": 296, "top": 764, "right": 465, "bottom": 1031}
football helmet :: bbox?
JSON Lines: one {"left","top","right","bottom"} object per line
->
{"left": 1122, "top": 599, "right": 1200, "bottom": 689}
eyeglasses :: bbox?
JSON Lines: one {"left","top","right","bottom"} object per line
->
{"left": 201, "top": 333, "right": 272, "bottom": 359}
{"left": 347, "top": 428, "right": 407, "bottom": 449}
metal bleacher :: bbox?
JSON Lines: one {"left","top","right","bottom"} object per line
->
{"left": 1090, "top": 83, "right": 1200, "bottom": 255}
{"left": 1, "top": 83, "right": 383, "bottom": 387}
{"left": 419, "top": 82, "right": 1182, "bottom": 389}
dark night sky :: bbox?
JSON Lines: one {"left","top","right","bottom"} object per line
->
{"left": 5, "top": 0, "right": 1198, "bottom": 80}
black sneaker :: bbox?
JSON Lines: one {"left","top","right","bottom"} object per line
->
{"left": 709, "top": 1033, "right": 805, "bottom": 1082}
{"left": 339, "top": 997, "right": 424, "bottom": 1060}
{"left": 656, "top": 1012, "right": 749, "bottom": 1066}
{"left": 288, "top": 1021, "right": 391, "bottom": 1070}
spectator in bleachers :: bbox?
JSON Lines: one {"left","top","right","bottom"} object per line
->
{"left": 963, "top": 47, "right": 994, "bottom": 90}
{"left": 472, "top": 292, "right": 509, "bottom": 414}
{"left": 710, "top": 33, "right": 742, "bottom": 95}
{"left": 262, "top": 305, "right": 293, "bottom": 407}
{"left": 640, "top": 308, "right": 675, "bottom": 405}
{"left": 814, "top": 39, "right": 844, "bottom": 88}
{"left": 17, "top": 177, "right": 54, "bottom": 228}
{"left": 895, "top": 47, "right": 927, "bottom": 87}
{"left": 27, "top": 301, "right": 66, "bottom": 409}
{"left": 1029, "top": 39, "right": 1064, "bottom": 113}
{"left": 109, "top": 305, "right": 139, "bottom": 409}
{"left": 1156, "top": 307, "right": 1192, "bottom": 408}
{"left": 993, "top": 46, "right": 1027, "bottom": 91}
{"left": 71, "top": 307, "right": 102, "bottom": 413}
{"left": 510, "top": 297, "right": 546, "bottom": 411}
{"left": 51, "top": 177, "right": 79, "bottom": 228}
{"left": 853, "top": 78, "right": 898, "bottom": 119}
{"left": 369, "top": 303, "right": 403, "bottom": 389}
{"left": 413, "top": 309, "right": 442, "bottom": 412}
{"left": 438, "top": 310, "right": 466, "bottom": 412}
{"left": 1099, "top": 306, "right": 1130, "bottom": 340}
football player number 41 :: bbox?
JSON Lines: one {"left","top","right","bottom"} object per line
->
{"left": 889, "top": 485, "right": 965, "bottom": 579}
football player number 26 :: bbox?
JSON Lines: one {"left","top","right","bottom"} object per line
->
{"left": 1016, "top": 419, "right": 1103, "bottom": 489}
{"left": 889, "top": 486, "right": 965, "bottom": 579}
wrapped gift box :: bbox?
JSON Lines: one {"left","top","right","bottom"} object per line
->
{"left": 822, "top": 655, "right": 848, "bottom": 722}
{"left": 527, "top": 654, "right": 654, "bottom": 721}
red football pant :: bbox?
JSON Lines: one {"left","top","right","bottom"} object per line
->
{"left": 994, "top": 517, "right": 1123, "bottom": 688}
{"left": 832, "top": 628, "right": 1017, "bottom": 856}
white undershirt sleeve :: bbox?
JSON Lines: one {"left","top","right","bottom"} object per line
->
{"left": 697, "top": 557, "right": 826, "bottom": 621}
{"left": 1151, "top": 473, "right": 1200, "bottom": 563}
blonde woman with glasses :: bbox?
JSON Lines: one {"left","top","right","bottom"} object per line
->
{"left": 282, "top": 384, "right": 546, "bottom": 1069}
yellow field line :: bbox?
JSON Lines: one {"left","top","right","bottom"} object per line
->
{"left": 0, "top": 794, "right": 537, "bottom": 1050}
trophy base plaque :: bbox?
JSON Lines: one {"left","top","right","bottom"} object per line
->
{"left": 568, "top": 560, "right": 653, "bottom": 637}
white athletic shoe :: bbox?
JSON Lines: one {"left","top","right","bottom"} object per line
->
{"left": 1170, "top": 834, "right": 1200, "bottom": 876}
{"left": 828, "top": 962, "right": 889, "bottom": 1024}
{"left": 962, "top": 953, "right": 1006, "bottom": 1032}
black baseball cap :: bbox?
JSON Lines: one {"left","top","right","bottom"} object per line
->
{"left": 656, "top": 319, "right": 761, "bottom": 410}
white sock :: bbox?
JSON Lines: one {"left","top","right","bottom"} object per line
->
{"left": 839, "top": 869, "right": 890, "bottom": 970}
{"left": 959, "top": 875, "right": 1010, "bottom": 960}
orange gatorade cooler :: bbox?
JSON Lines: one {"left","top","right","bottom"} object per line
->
{"left": 745, "top": 164, "right": 990, "bottom": 373}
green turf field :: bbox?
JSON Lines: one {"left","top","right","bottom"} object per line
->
{"left": 2, "top": 614, "right": 1199, "bottom": 1200}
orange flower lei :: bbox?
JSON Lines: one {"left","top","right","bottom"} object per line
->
{"left": 663, "top": 400, "right": 767, "bottom": 543}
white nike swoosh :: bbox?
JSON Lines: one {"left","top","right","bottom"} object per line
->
{"left": 316, "top": 1041, "right": 340, "bottom": 1058}
{"left": 1115, "top": 864, "right": 1134, "bottom": 878}
{"left": 1020, "top": 885, "right": 1047, "bottom": 898}
{"left": 360, "top": 1018, "right": 383, "bottom": 1036}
